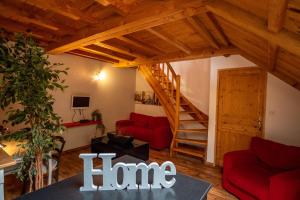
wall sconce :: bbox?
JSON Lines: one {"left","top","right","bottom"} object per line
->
{"left": 95, "top": 71, "right": 107, "bottom": 81}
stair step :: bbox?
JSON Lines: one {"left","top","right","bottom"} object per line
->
{"left": 180, "top": 103, "right": 189, "bottom": 106}
{"left": 175, "top": 138, "right": 207, "bottom": 146}
{"left": 179, "top": 119, "right": 198, "bottom": 122}
{"left": 176, "top": 129, "right": 208, "bottom": 133}
{"left": 173, "top": 146, "right": 205, "bottom": 158}
{"left": 179, "top": 119, "right": 208, "bottom": 123}
{"left": 180, "top": 111, "right": 196, "bottom": 114}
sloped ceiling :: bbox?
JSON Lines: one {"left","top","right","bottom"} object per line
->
{"left": 0, "top": 0, "right": 299, "bottom": 90}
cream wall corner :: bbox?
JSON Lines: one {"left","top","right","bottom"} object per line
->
{"left": 207, "top": 55, "right": 300, "bottom": 164}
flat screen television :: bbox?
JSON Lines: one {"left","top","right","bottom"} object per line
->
{"left": 71, "top": 95, "right": 90, "bottom": 109}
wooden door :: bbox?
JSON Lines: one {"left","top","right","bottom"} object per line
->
{"left": 216, "top": 67, "right": 266, "bottom": 166}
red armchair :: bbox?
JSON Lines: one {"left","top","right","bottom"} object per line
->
{"left": 223, "top": 137, "right": 300, "bottom": 200}
{"left": 116, "top": 112, "right": 172, "bottom": 150}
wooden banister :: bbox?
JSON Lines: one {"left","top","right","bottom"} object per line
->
{"left": 138, "top": 62, "right": 209, "bottom": 160}
{"left": 175, "top": 75, "right": 180, "bottom": 133}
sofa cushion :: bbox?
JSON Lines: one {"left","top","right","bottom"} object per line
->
{"left": 251, "top": 137, "right": 300, "bottom": 170}
{"left": 119, "top": 126, "right": 152, "bottom": 143}
{"left": 129, "top": 112, "right": 152, "bottom": 128}
{"left": 118, "top": 126, "right": 136, "bottom": 138}
{"left": 250, "top": 137, "right": 284, "bottom": 168}
{"left": 228, "top": 164, "right": 274, "bottom": 200}
{"left": 149, "top": 116, "right": 169, "bottom": 128}
{"left": 278, "top": 145, "right": 300, "bottom": 170}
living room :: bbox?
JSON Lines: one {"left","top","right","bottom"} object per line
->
{"left": 1, "top": 1, "right": 300, "bottom": 200}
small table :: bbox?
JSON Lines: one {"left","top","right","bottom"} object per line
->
{"left": 17, "top": 155, "right": 212, "bottom": 200}
{"left": 91, "top": 136, "right": 149, "bottom": 161}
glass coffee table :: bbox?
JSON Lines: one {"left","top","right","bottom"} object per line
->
{"left": 91, "top": 136, "right": 149, "bottom": 161}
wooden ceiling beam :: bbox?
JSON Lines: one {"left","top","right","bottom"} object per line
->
{"left": 20, "top": 0, "right": 80, "bottom": 21}
{"left": 68, "top": 49, "right": 119, "bottom": 63}
{"left": 150, "top": 46, "right": 238, "bottom": 63}
{"left": 201, "top": 12, "right": 230, "bottom": 46}
{"left": 266, "top": 0, "right": 287, "bottom": 71}
{"left": 80, "top": 45, "right": 135, "bottom": 61}
{"left": 185, "top": 16, "right": 220, "bottom": 49}
{"left": 47, "top": 0, "right": 207, "bottom": 54}
{"left": 146, "top": 28, "right": 192, "bottom": 54}
{"left": 79, "top": 47, "right": 124, "bottom": 62}
{"left": 240, "top": 50, "right": 300, "bottom": 90}
{"left": 116, "top": 36, "right": 165, "bottom": 55}
{"left": 115, "top": 46, "right": 239, "bottom": 67}
{"left": 94, "top": 0, "right": 138, "bottom": 14}
{"left": 0, "top": 17, "right": 60, "bottom": 42}
{"left": 206, "top": 0, "right": 300, "bottom": 58}
{"left": 19, "top": 0, "right": 108, "bottom": 24}
{"left": 96, "top": 42, "right": 147, "bottom": 59}
{"left": 95, "top": 0, "right": 111, "bottom": 6}
{"left": 0, "top": 1, "right": 73, "bottom": 32}
{"left": 268, "top": 0, "right": 288, "bottom": 32}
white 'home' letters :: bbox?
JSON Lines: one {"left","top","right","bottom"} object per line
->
{"left": 79, "top": 153, "right": 176, "bottom": 191}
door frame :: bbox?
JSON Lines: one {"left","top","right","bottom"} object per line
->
{"left": 214, "top": 66, "right": 267, "bottom": 165}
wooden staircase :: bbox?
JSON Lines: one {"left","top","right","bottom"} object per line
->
{"left": 139, "top": 63, "right": 209, "bottom": 159}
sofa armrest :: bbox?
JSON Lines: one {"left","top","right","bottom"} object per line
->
{"left": 223, "top": 150, "right": 258, "bottom": 175}
{"left": 152, "top": 126, "right": 173, "bottom": 150}
{"left": 116, "top": 120, "right": 133, "bottom": 131}
{"left": 270, "top": 169, "right": 300, "bottom": 200}
{"left": 224, "top": 150, "right": 258, "bottom": 169}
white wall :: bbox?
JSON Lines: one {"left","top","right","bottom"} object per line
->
{"left": 171, "top": 59, "right": 210, "bottom": 114}
{"left": 265, "top": 74, "right": 300, "bottom": 146}
{"left": 134, "top": 59, "right": 211, "bottom": 116}
{"left": 134, "top": 71, "right": 166, "bottom": 116}
{"left": 207, "top": 55, "right": 300, "bottom": 163}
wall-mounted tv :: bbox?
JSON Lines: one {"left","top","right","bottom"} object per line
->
{"left": 71, "top": 95, "right": 90, "bottom": 109}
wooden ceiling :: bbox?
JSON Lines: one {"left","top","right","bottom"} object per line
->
{"left": 0, "top": 0, "right": 300, "bottom": 91}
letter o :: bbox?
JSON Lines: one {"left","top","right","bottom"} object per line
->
{"left": 111, "top": 162, "right": 129, "bottom": 190}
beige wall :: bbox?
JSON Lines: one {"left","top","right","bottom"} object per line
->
{"left": 207, "top": 55, "right": 300, "bottom": 163}
{"left": 265, "top": 74, "right": 300, "bottom": 146}
{"left": 1, "top": 54, "right": 136, "bottom": 150}
{"left": 49, "top": 54, "right": 136, "bottom": 131}
{"left": 172, "top": 59, "right": 210, "bottom": 114}
{"left": 134, "top": 71, "right": 166, "bottom": 116}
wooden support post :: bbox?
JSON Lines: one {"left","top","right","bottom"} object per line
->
{"left": 166, "top": 64, "right": 170, "bottom": 96}
{"left": 175, "top": 75, "right": 181, "bottom": 131}
{"left": 268, "top": 0, "right": 288, "bottom": 32}
{"left": 267, "top": 43, "right": 279, "bottom": 71}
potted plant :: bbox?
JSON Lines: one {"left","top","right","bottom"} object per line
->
{"left": 91, "top": 109, "right": 102, "bottom": 121}
{"left": 0, "top": 31, "right": 68, "bottom": 191}
{"left": 91, "top": 110, "right": 105, "bottom": 136}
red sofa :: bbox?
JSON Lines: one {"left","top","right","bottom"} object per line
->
{"left": 116, "top": 112, "right": 172, "bottom": 150}
{"left": 223, "top": 137, "right": 300, "bottom": 200}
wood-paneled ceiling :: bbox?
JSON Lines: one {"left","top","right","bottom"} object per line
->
{"left": 0, "top": 0, "right": 300, "bottom": 91}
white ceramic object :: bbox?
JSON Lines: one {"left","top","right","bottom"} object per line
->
{"left": 79, "top": 153, "right": 176, "bottom": 191}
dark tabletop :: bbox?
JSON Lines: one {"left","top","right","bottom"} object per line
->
{"left": 17, "top": 155, "right": 212, "bottom": 200}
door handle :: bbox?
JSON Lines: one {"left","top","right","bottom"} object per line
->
{"left": 257, "top": 119, "right": 262, "bottom": 131}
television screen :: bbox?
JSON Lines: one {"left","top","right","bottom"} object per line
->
{"left": 72, "top": 96, "right": 90, "bottom": 109}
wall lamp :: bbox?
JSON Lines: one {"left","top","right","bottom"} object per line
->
{"left": 95, "top": 71, "right": 107, "bottom": 81}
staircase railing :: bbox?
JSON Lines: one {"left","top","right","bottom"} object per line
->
{"left": 150, "top": 63, "right": 181, "bottom": 134}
